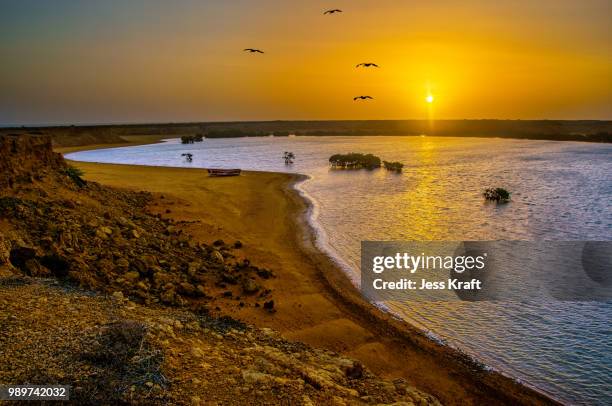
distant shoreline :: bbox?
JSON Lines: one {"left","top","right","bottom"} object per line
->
{"left": 5, "top": 119, "right": 612, "bottom": 147}
{"left": 3, "top": 118, "right": 612, "bottom": 128}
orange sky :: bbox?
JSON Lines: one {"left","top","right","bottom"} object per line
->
{"left": 1, "top": 0, "right": 610, "bottom": 124}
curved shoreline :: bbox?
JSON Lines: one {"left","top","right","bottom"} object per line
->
{"left": 292, "top": 174, "right": 561, "bottom": 400}
{"left": 61, "top": 139, "right": 562, "bottom": 405}
{"left": 292, "top": 174, "right": 360, "bottom": 284}
{"left": 283, "top": 173, "right": 562, "bottom": 405}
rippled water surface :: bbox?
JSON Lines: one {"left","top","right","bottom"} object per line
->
{"left": 67, "top": 136, "right": 612, "bottom": 404}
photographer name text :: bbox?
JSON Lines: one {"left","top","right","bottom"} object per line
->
{"left": 370, "top": 252, "right": 486, "bottom": 291}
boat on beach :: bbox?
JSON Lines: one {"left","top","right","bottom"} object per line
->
{"left": 207, "top": 168, "right": 241, "bottom": 177}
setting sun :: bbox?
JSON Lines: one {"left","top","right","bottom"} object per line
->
{"left": 426, "top": 95, "right": 434, "bottom": 104}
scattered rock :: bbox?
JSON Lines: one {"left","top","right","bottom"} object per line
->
{"left": 9, "top": 246, "right": 37, "bottom": 271}
{"left": 221, "top": 272, "right": 237, "bottom": 284}
{"left": 24, "top": 258, "right": 50, "bottom": 277}
{"left": 242, "top": 279, "right": 260, "bottom": 295}
{"left": 40, "top": 254, "right": 70, "bottom": 277}
{"left": 112, "top": 291, "right": 125, "bottom": 301}
{"left": 344, "top": 361, "right": 364, "bottom": 380}
{"left": 161, "top": 289, "right": 176, "bottom": 305}
{"left": 212, "top": 250, "right": 224, "bottom": 264}
{"left": 179, "top": 282, "right": 196, "bottom": 296}
{"left": 257, "top": 268, "right": 273, "bottom": 279}
{"left": 263, "top": 300, "right": 275, "bottom": 313}
{"left": 116, "top": 258, "right": 130, "bottom": 270}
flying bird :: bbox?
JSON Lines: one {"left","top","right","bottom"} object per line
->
{"left": 356, "top": 63, "right": 379, "bottom": 68}
{"left": 353, "top": 96, "right": 374, "bottom": 101}
{"left": 243, "top": 48, "right": 264, "bottom": 53}
{"left": 324, "top": 9, "right": 343, "bottom": 14}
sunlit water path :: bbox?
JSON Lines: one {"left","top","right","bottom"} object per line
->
{"left": 67, "top": 136, "right": 612, "bottom": 404}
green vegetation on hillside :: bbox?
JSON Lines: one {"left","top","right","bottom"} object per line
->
{"left": 64, "top": 166, "right": 86, "bottom": 187}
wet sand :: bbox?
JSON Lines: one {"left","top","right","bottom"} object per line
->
{"left": 63, "top": 153, "right": 560, "bottom": 405}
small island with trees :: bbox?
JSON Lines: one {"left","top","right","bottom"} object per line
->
{"left": 329, "top": 153, "right": 382, "bottom": 170}
{"left": 383, "top": 161, "right": 404, "bottom": 173}
{"left": 329, "top": 153, "right": 404, "bottom": 172}
{"left": 283, "top": 151, "right": 295, "bottom": 165}
{"left": 483, "top": 187, "right": 511, "bottom": 202}
{"left": 181, "top": 134, "right": 204, "bottom": 144}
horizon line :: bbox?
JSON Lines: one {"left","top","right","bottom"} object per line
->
{"left": 2, "top": 118, "right": 612, "bottom": 129}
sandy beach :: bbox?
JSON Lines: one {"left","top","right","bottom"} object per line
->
{"left": 60, "top": 140, "right": 560, "bottom": 406}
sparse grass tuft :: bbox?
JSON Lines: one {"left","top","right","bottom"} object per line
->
{"left": 64, "top": 166, "right": 86, "bottom": 187}
{"left": 76, "top": 320, "right": 168, "bottom": 404}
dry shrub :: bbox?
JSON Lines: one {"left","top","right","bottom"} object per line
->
{"left": 75, "top": 320, "right": 168, "bottom": 405}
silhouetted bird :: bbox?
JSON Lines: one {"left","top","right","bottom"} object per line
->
{"left": 243, "top": 48, "right": 264, "bottom": 53}
{"left": 353, "top": 96, "right": 374, "bottom": 101}
{"left": 324, "top": 9, "right": 343, "bottom": 14}
{"left": 356, "top": 63, "right": 379, "bottom": 68}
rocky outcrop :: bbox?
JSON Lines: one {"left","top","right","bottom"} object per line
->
{"left": 0, "top": 186, "right": 275, "bottom": 308}
{"left": 0, "top": 135, "right": 273, "bottom": 312}
{"left": 0, "top": 232, "right": 12, "bottom": 271}
{"left": 0, "top": 134, "right": 65, "bottom": 189}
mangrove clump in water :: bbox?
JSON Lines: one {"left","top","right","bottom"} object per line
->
{"left": 329, "top": 153, "right": 382, "bottom": 170}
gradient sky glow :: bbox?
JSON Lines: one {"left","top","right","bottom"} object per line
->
{"left": 1, "top": 0, "right": 611, "bottom": 125}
